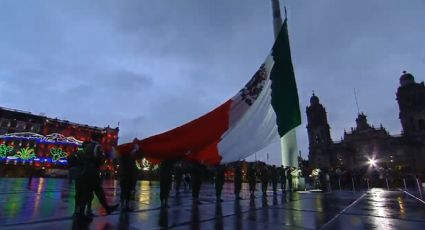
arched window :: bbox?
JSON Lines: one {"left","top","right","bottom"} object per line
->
{"left": 315, "top": 135, "right": 321, "bottom": 144}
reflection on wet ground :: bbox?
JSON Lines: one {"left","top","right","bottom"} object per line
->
{"left": 0, "top": 178, "right": 424, "bottom": 229}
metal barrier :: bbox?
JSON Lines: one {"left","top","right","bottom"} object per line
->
{"left": 325, "top": 174, "right": 424, "bottom": 198}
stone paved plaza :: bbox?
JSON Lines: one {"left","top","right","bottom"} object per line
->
{"left": 0, "top": 178, "right": 424, "bottom": 229}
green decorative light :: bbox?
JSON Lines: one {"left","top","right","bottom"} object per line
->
{"left": 50, "top": 148, "right": 68, "bottom": 161}
{"left": 15, "top": 147, "right": 35, "bottom": 160}
{"left": 0, "top": 144, "right": 14, "bottom": 158}
{"left": 135, "top": 160, "right": 142, "bottom": 170}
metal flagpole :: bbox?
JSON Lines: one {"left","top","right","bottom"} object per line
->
{"left": 270, "top": 0, "right": 299, "bottom": 167}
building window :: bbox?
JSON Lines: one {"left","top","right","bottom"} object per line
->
{"left": 15, "top": 121, "right": 26, "bottom": 132}
{"left": 25, "top": 123, "right": 32, "bottom": 131}
{"left": 0, "top": 119, "right": 10, "bottom": 128}
{"left": 315, "top": 135, "right": 321, "bottom": 144}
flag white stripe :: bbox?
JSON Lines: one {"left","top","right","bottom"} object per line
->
{"left": 218, "top": 55, "right": 280, "bottom": 163}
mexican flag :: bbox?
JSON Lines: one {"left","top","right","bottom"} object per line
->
{"left": 117, "top": 19, "right": 301, "bottom": 165}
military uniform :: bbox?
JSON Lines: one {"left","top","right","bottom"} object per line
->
{"left": 159, "top": 160, "right": 174, "bottom": 207}
{"left": 191, "top": 163, "right": 204, "bottom": 204}
{"left": 118, "top": 148, "right": 138, "bottom": 211}
{"left": 271, "top": 166, "right": 278, "bottom": 194}
{"left": 279, "top": 166, "right": 286, "bottom": 192}
{"left": 247, "top": 164, "right": 257, "bottom": 198}
{"left": 215, "top": 165, "right": 225, "bottom": 201}
{"left": 260, "top": 165, "right": 269, "bottom": 196}
{"left": 234, "top": 164, "right": 242, "bottom": 199}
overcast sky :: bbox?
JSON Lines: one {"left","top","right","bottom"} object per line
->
{"left": 1, "top": 0, "right": 424, "bottom": 165}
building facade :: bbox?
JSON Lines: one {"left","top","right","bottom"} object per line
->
{"left": 0, "top": 107, "right": 119, "bottom": 171}
{"left": 308, "top": 72, "right": 425, "bottom": 175}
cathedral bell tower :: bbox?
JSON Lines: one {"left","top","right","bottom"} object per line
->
{"left": 306, "top": 93, "right": 333, "bottom": 168}
{"left": 306, "top": 93, "right": 332, "bottom": 147}
{"left": 396, "top": 71, "right": 425, "bottom": 135}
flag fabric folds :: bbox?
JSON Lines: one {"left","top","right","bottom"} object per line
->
{"left": 117, "top": 19, "right": 301, "bottom": 165}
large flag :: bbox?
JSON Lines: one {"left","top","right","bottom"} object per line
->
{"left": 117, "top": 19, "right": 301, "bottom": 165}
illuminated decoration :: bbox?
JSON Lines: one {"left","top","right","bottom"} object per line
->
{"left": 135, "top": 160, "right": 142, "bottom": 170}
{"left": 50, "top": 148, "right": 68, "bottom": 161}
{"left": 15, "top": 147, "right": 35, "bottom": 160}
{"left": 0, "top": 144, "right": 13, "bottom": 158}
{"left": 0, "top": 132, "right": 83, "bottom": 145}
{"left": 141, "top": 158, "right": 151, "bottom": 171}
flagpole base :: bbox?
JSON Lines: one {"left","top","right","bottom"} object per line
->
{"left": 280, "top": 128, "right": 298, "bottom": 167}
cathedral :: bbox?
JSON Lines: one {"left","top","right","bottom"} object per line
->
{"left": 307, "top": 71, "right": 425, "bottom": 175}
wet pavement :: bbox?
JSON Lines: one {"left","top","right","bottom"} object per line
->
{"left": 0, "top": 178, "right": 424, "bottom": 229}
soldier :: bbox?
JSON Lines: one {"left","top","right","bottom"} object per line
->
{"left": 191, "top": 162, "right": 204, "bottom": 205}
{"left": 271, "top": 165, "right": 278, "bottom": 195}
{"left": 260, "top": 164, "right": 269, "bottom": 197}
{"left": 70, "top": 143, "right": 90, "bottom": 221}
{"left": 159, "top": 159, "right": 174, "bottom": 207}
{"left": 247, "top": 163, "right": 257, "bottom": 198}
{"left": 279, "top": 166, "right": 286, "bottom": 192}
{"left": 287, "top": 167, "right": 293, "bottom": 191}
{"left": 234, "top": 163, "right": 243, "bottom": 200}
{"left": 174, "top": 161, "right": 183, "bottom": 195}
{"left": 118, "top": 141, "right": 139, "bottom": 211}
{"left": 83, "top": 137, "right": 118, "bottom": 216}
{"left": 215, "top": 164, "right": 225, "bottom": 202}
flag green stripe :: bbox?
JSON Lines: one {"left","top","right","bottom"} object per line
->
{"left": 270, "top": 19, "right": 301, "bottom": 137}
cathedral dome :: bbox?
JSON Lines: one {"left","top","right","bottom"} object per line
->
{"left": 310, "top": 93, "right": 320, "bottom": 105}
{"left": 400, "top": 71, "right": 415, "bottom": 86}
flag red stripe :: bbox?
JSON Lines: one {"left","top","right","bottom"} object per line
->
{"left": 117, "top": 100, "right": 232, "bottom": 165}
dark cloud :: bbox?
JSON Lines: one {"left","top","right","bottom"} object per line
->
{"left": 0, "top": 0, "right": 424, "bottom": 165}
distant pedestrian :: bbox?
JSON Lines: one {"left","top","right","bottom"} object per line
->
{"left": 27, "top": 167, "right": 34, "bottom": 187}
{"left": 247, "top": 164, "right": 257, "bottom": 198}
{"left": 215, "top": 165, "right": 225, "bottom": 202}
{"left": 184, "top": 173, "right": 191, "bottom": 190}
{"left": 159, "top": 160, "right": 174, "bottom": 207}
{"left": 234, "top": 163, "right": 242, "bottom": 200}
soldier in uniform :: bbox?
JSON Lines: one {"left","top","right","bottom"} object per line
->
{"left": 271, "top": 165, "right": 278, "bottom": 195}
{"left": 260, "top": 164, "right": 269, "bottom": 197}
{"left": 215, "top": 164, "right": 225, "bottom": 202}
{"left": 247, "top": 163, "right": 257, "bottom": 198}
{"left": 70, "top": 143, "right": 90, "bottom": 221}
{"left": 234, "top": 163, "right": 243, "bottom": 200}
{"left": 287, "top": 167, "right": 293, "bottom": 191}
{"left": 159, "top": 159, "right": 174, "bottom": 207}
{"left": 118, "top": 141, "right": 139, "bottom": 211}
{"left": 279, "top": 166, "right": 286, "bottom": 192}
{"left": 174, "top": 161, "right": 183, "bottom": 195}
{"left": 191, "top": 162, "right": 204, "bottom": 205}
{"left": 84, "top": 136, "right": 118, "bottom": 216}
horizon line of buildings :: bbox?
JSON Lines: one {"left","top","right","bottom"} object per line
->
{"left": 307, "top": 71, "right": 425, "bottom": 175}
